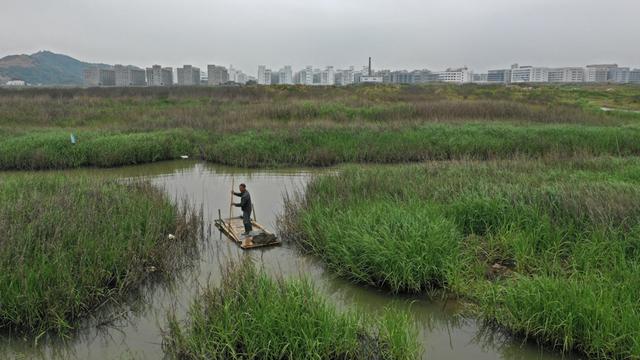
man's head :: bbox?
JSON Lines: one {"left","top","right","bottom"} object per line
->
{"left": 239, "top": 183, "right": 246, "bottom": 192}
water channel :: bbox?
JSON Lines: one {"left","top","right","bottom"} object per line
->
{"left": 1, "top": 161, "right": 578, "bottom": 359}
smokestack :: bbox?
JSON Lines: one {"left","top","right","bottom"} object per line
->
{"left": 368, "top": 57, "right": 372, "bottom": 77}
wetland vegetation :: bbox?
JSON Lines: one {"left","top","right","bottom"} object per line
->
{"left": 281, "top": 157, "right": 640, "bottom": 358}
{"left": 0, "top": 175, "right": 202, "bottom": 335}
{"left": 163, "top": 258, "right": 419, "bottom": 360}
{"left": 1, "top": 84, "right": 639, "bottom": 169}
{"left": 2, "top": 84, "right": 639, "bottom": 358}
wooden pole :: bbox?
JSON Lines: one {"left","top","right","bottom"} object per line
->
{"left": 229, "top": 178, "right": 235, "bottom": 220}
{"left": 252, "top": 204, "right": 257, "bottom": 222}
{"left": 218, "top": 209, "right": 222, "bottom": 222}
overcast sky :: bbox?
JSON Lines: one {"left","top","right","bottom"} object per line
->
{"left": 1, "top": 0, "right": 639, "bottom": 74}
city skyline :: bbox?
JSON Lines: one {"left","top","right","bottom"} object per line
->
{"left": 2, "top": 0, "right": 639, "bottom": 73}
{"left": 81, "top": 61, "right": 640, "bottom": 87}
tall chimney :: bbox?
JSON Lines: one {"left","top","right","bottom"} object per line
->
{"left": 368, "top": 57, "right": 372, "bottom": 77}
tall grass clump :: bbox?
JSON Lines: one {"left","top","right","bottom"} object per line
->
{"left": 281, "top": 158, "right": 640, "bottom": 358}
{"left": 480, "top": 274, "right": 640, "bottom": 358}
{"left": 0, "top": 175, "right": 202, "bottom": 335}
{"left": 288, "top": 199, "right": 461, "bottom": 292}
{"left": 0, "top": 129, "right": 198, "bottom": 170}
{"left": 162, "top": 258, "right": 419, "bottom": 360}
{"left": 205, "top": 125, "right": 640, "bottom": 167}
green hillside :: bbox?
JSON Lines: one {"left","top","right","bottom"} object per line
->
{"left": 0, "top": 50, "right": 111, "bottom": 86}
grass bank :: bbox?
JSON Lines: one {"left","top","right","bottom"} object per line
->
{"left": 280, "top": 157, "right": 640, "bottom": 358}
{"left": 3, "top": 122, "right": 640, "bottom": 170}
{"left": 0, "top": 175, "right": 202, "bottom": 335}
{"left": 163, "top": 258, "right": 419, "bottom": 360}
{"left": 204, "top": 124, "right": 640, "bottom": 167}
{"left": 0, "top": 129, "right": 201, "bottom": 170}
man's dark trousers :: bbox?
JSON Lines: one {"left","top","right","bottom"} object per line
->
{"left": 243, "top": 210, "right": 253, "bottom": 234}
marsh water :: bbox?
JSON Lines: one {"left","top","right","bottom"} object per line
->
{"left": 1, "top": 161, "right": 578, "bottom": 360}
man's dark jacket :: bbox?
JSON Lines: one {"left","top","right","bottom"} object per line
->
{"left": 233, "top": 190, "right": 252, "bottom": 212}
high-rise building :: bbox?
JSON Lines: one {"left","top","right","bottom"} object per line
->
{"left": 320, "top": 66, "right": 335, "bottom": 85}
{"left": 334, "top": 67, "right": 355, "bottom": 85}
{"left": 114, "top": 65, "right": 146, "bottom": 86}
{"left": 228, "top": 65, "right": 237, "bottom": 83}
{"left": 83, "top": 66, "right": 115, "bottom": 87}
{"left": 257, "top": 65, "right": 271, "bottom": 85}
{"left": 162, "top": 68, "right": 173, "bottom": 86}
{"left": 390, "top": 70, "right": 412, "bottom": 84}
{"left": 270, "top": 71, "right": 279, "bottom": 85}
{"left": 547, "top": 67, "right": 584, "bottom": 83}
{"left": 472, "top": 73, "right": 488, "bottom": 83}
{"left": 530, "top": 67, "right": 549, "bottom": 82}
{"left": 436, "top": 67, "right": 472, "bottom": 83}
{"left": 295, "top": 66, "right": 313, "bottom": 85}
{"left": 630, "top": 69, "right": 640, "bottom": 84}
{"left": 547, "top": 69, "right": 564, "bottom": 83}
{"left": 585, "top": 64, "right": 618, "bottom": 82}
{"left": 177, "top": 65, "right": 200, "bottom": 86}
{"left": 312, "top": 68, "right": 322, "bottom": 85}
{"left": 487, "top": 69, "right": 512, "bottom": 83}
{"left": 609, "top": 67, "right": 630, "bottom": 83}
{"left": 510, "top": 65, "right": 534, "bottom": 83}
{"left": 410, "top": 70, "right": 438, "bottom": 84}
{"left": 278, "top": 66, "right": 293, "bottom": 84}
{"left": 208, "top": 65, "right": 229, "bottom": 85}
{"left": 146, "top": 65, "right": 173, "bottom": 86}
{"left": 377, "top": 69, "right": 392, "bottom": 83}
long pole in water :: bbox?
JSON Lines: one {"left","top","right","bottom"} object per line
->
{"left": 229, "top": 177, "right": 235, "bottom": 220}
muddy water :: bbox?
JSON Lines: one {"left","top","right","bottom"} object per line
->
{"left": 1, "top": 161, "right": 576, "bottom": 360}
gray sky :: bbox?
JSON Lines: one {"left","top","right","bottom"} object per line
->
{"left": 1, "top": 0, "right": 639, "bottom": 74}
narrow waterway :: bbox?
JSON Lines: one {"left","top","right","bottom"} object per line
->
{"left": 0, "top": 161, "right": 577, "bottom": 360}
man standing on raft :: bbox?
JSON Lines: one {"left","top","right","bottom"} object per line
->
{"left": 231, "top": 183, "right": 253, "bottom": 235}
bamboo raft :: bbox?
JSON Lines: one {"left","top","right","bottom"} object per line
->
{"left": 215, "top": 212, "right": 280, "bottom": 249}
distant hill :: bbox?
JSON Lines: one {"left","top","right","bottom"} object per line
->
{"left": 0, "top": 51, "right": 114, "bottom": 86}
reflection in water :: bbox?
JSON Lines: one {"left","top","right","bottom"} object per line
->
{"left": 0, "top": 161, "right": 576, "bottom": 360}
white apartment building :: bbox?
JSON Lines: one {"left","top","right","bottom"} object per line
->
{"left": 585, "top": 64, "right": 617, "bottom": 82}
{"left": 510, "top": 65, "right": 548, "bottom": 83}
{"left": 298, "top": 66, "right": 313, "bottom": 85}
{"left": 547, "top": 67, "right": 585, "bottom": 83}
{"left": 114, "top": 65, "right": 146, "bottom": 86}
{"left": 227, "top": 65, "right": 237, "bottom": 83}
{"left": 146, "top": 65, "right": 173, "bottom": 86}
{"left": 320, "top": 66, "right": 335, "bottom": 85}
{"left": 436, "top": 67, "right": 472, "bottom": 83}
{"left": 609, "top": 67, "right": 630, "bottom": 83}
{"left": 83, "top": 66, "right": 115, "bottom": 86}
{"left": 177, "top": 65, "right": 200, "bottom": 86}
{"left": 207, "top": 65, "right": 229, "bottom": 85}
{"left": 278, "top": 65, "right": 293, "bottom": 84}
{"left": 5, "top": 80, "right": 26, "bottom": 86}
{"left": 472, "top": 73, "right": 488, "bottom": 83}
{"left": 510, "top": 66, "right": 531, "bottom": 83}
{"left": 530, "top": 67, "right": 549, "bottom": 82}
{"left": 630, "top": 69, "right": 640, "bottom": 84}
{"left": 336, "top": 67, "right": 355, "bottom": 85}
{"left": 257, "top": 65, "right": 272, "bottom": 85}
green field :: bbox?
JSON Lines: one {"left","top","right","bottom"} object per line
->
{"left": 0, "top": 84, "right": 639, "bottom": 169}
{"left": 281, "top": 157, "right": 640, "bottom": 358}
{"left": 0, "top": 175, "right": 202, "bottom": 335}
